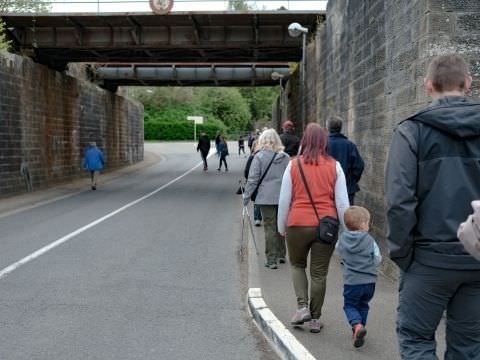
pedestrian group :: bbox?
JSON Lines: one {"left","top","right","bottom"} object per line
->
{"left": 241, "top": 54, "right": 480, "bottom": 358}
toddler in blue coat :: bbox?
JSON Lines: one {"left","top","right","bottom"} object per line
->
{"left": 336, "top": 206, "right": 382, "bottom": 348}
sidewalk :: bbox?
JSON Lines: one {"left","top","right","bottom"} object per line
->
{"left": 0, "top": 150, "right": 162, "bottom": 218}
{"left": 247, "top": 213, "right": 447, "bottom": 360}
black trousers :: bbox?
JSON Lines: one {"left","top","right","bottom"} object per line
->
{"left": 218, "top": 154, "right": 228, "bottom": 170}
{"left": 200, "top": 151, "right": 209, "bottom": 169}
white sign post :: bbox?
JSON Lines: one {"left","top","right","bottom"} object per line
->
{"left": 187, "top": 116, "right": 204, "bottom": 142}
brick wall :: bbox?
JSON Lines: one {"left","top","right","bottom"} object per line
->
{"left": 279, "top": 0, "right": 480, "bottom": 277}
{"left": 0, "top": 53, "right": 144, "bottom": 197}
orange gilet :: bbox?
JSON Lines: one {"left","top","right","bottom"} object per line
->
{"left": 287, "top": 155, "right": 338, "bottom": 227}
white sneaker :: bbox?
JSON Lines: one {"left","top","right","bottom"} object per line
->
{"left": 291, "top": 307, "right": 312, "bottom": 325}
{"left": 254, "top": 220, "right": 261, "bottom": 226}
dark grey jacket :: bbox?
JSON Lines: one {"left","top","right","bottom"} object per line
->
{"left": 280, "top": 131, "right": 300, "bottom": 157}
{"left": 385, "top": 96, "right": 480, "bottom": 271}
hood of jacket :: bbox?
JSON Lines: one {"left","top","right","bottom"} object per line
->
{"left": 337, "top": 230, "right": 378, "bottom": 285}
{"left": 257, "top": 149, "right": 290, "bottom": 164}
{"left": 339, "top": 230, "right": 371, "bottom": 255}
{"left": 329, "top": 132, "right": 348, "bottom": 140}
{"left": 412, "top": 96, "right": 480, "bottom": 138}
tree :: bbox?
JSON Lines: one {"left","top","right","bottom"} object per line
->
{"left": 0, "top": 19, "right": 10, "bottom": 50}
{"left": 198, "top": 88, "right": 252, "bottom": 131}
{"left": 239, "top": 87, "right": 279, "bottom": 125}
{"left": 228, "top": 0, "right": 254, "bottom": 11}
{"left": 0, "top": 0, "right": 50, "bottom": 13}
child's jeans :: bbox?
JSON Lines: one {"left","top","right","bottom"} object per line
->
{"left": 343, "top": 283, "right": 376, "bottom": 326}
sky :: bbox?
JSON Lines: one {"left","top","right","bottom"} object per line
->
{"left": 49, "top": 0, "right": 327, "bottom": 13}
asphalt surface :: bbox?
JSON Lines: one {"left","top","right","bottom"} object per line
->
{"left": 0, "top": 142, "right": 278, "bottom": 360}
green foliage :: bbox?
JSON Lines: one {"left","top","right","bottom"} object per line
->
{"left": 0, "top": 0, "right": 50, "bottom": 12}
{"left": 144, "top": 120, "right": 226, "bottom": 141}
{"left": 0, "top": 19, "right": 11, "bottom": 51}
{"left": 197, "top": 88, "right": 251, "bottom": 131}
{"left": 131, "top": 85, "right": 277, "bottom": 141}
{"left": 144, "top": 103, "right": 195, "bottom": 124}
{"left": 228, "top": 0, "right": 253, "bottom": 10}
{"left": 239, "top": 87, "right": 279, "bottom": 124}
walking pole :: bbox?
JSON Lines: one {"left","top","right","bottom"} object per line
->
{"left": 239, "top": 180, "right": 247, "bottom": 244}
{"left": 239, "top": 180, "right": 259, "bottom": 255}
{"left": 244, "top": 205, "right": 260, "bottom": 255}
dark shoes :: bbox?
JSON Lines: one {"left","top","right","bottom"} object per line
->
{"left": 264, "top": 262, "right": 278, "bottom": 269}
{"left": 91, "top": 185, "right": 96, "bottom": 190}
{"left": 353, "top": 324, "right": 367, "bottom": 348}
{"left": 278, "top": 258, "right": 286, "bottom": 264}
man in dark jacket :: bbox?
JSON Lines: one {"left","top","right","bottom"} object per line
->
{"left": 279, "top": 120, "right": 300, "bottom": 157}
{"left": 327, "top": 116, "right": 364, "bottom": 205}
{"left": 197, "top": 132, "right": 211, "bottom": 171}
{"left": 385, "top": 54, "right": 480, "bottom": 360}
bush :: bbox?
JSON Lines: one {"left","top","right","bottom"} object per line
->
{"left": 144, "top": 120, "right": 226, "bottom": 141}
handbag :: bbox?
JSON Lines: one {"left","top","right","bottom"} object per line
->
{"left": 297, "top": 158, "right": 339, "bottom": 244}
{"left": 251, "top": 152, "right": 278, "bottom": 201}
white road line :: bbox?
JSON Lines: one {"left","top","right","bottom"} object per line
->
{"left": 0, "top": 154, "right": 212, "bottom": 280}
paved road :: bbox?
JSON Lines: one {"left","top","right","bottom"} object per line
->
{"left": 0, "top": 142, "right": 277, "bottom": 360}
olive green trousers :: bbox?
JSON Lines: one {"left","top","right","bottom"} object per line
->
{"left": 286, "top": 226, "right": 335, "bottom": 319}
{"left": 259, "top": 205, "right": 286, "bottom": 264}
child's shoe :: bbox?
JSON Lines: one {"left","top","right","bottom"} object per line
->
{"left": 290, "top": 307, "right": 311, "bottom": 325}
{"left": 352, "top": 323, "right": 367, "bottom": 348}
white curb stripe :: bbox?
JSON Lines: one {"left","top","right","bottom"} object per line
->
{"left": 248, "top": 288, "right": 316, "bottom": 360}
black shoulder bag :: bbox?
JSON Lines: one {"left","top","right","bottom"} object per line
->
{"left": 297, "top": 158, "right": 339, "bottom": 244}
{"left": 251, "top": 153, "right": 278, "bottom": 201}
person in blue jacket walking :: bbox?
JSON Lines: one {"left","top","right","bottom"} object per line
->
{"left": 327, "top": 116, "right": 364, "bottom": 205}
{"left": 83, "top": 142, "right": 104, "bottom": 190}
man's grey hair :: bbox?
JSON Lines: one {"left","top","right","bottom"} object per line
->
{"left": 327, "top": 116, "right": 343, "bottom": 133}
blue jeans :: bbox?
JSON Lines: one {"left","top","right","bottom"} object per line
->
{"left": 343, "top": 283, "right": 375, "bottom": 327}
{"left": 254, "top": 204, "right": 262, "bottom": 221}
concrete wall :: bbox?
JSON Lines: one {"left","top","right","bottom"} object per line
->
{"left": 277, "top": 0, "right": 480, "bottom": 276}
{"left": 0, "top": 52, "right": 144, "bottom": 197}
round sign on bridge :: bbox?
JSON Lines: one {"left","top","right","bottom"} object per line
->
{"left": 149, "top": 0, "right": 174, "bottom": 14}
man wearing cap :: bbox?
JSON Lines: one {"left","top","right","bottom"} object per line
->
{"left": 280, "top": 120, "right": 300, "bottom": 157}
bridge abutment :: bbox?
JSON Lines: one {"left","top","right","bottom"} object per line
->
{"left": 0, "top": 52, "right": 144, "bottom": 197}
{"left": 276, "top": 0, "right": 480, "bottom": 277}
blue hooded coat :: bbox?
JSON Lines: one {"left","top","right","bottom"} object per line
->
{"left": 83, "top": 145, "right": 104, "bottom": 172}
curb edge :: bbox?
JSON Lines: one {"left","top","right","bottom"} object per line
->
{"left": 247, "top": 288, "right": 316, "bottom": 360}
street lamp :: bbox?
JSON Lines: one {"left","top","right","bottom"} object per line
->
{"left": 271, "top": 71, "right": 286, "bottom": 122}
{"left": 288, "top": 22, "right": 308, "bottom": 132}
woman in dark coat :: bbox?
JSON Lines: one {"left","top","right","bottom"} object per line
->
{"left": 217, "top": 136, "right": 229, "bottom": 172}
{"left": 197, "top": 132, "right": 211, "bottom": 171}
